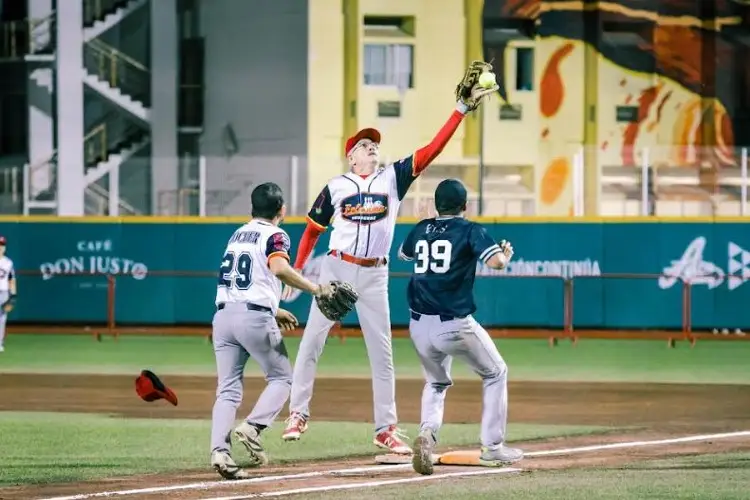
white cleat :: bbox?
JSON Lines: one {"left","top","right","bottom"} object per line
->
{"left": 210, "top": 450, "right": 245, "bottom": 480}
{"left": 478, "top": 444, "right": 524, "bottom": 467}
{"left": 233, "top": 421, "right": 269, "bottom": 466}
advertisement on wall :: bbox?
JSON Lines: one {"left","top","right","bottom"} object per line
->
{"left": 0, "top": 220, "right": 748, "bottom": 329}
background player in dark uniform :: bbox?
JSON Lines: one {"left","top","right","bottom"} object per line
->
{"left": 397, "top": 178, "right": 523, "bottom": 475}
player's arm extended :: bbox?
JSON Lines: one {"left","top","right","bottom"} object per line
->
{"left": 411, "top": 102, "right": 471, "bottom": 176}
{"left": 392, "top": 105, "right": 470, "bottom": 200}
{"left": 269, "top": 256, "right": 324, "bottom": 296}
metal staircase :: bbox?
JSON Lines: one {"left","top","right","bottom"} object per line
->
{"left": 22, "top": 0, "right": 151, "bottom": 215}
{"left": 83, "top": 0, "right": 148, "bottom": 42}
{"left": 83, "top": 38, "right": 151, "bottom": 122}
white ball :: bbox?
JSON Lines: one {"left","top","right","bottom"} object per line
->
{"left": 478, "top": 72, "right": 496, "bottom": 89}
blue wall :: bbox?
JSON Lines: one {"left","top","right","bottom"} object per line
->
{"left": 2, "top": 220, "right": 749, "bottom": 329}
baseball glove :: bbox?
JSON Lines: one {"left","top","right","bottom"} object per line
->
{"left": 455, "top": 60, "right": 499, "bottom": 111}
{"left": 315, "top": 281, "right": 359, "bottom": 321}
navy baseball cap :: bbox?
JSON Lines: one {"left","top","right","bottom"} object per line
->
{"left": 434, "top": 178, "right": 468, "bottom": 213}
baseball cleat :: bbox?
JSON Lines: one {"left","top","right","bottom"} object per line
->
{"left": 233, "top": 421, "right": 268, "bottom": 466}
{"left": 0, "top": 346, "right": 4, "bottom": 352}
{"left": 211, "top": 450, "right": 245, "bottom": 480}
{"left": 411, "top": 429, "right": 436, "bottom": 475}
{"left": 478, "top": 444, "right": 524, "bottom": 467}
{"left": 282, "top": 412, "right": 308, "bottom": 441}
{"left": 374, "top": 425, "right": 412, "bottom": 454}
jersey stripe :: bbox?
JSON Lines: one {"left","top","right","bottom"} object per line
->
{"left": 341, "top": 175, "right": 361, "bottom": 254}
{"left": 305, "top": 215, "right": 326, "bottom": 231}
{"left": 479, "top": 244, "right": 500, "bottom": 262}
{"left": 266, "top": 251, "right": 290, "bottom": 266}
{"left": 481, "top": 248, "right": 503, "bottom": 263}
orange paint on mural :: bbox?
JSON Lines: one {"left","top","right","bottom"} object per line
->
{"left": 540, "top": 43, "right": 575, "bottom": 118}
{"left": 621, "top": 87, "right": 659, "bottom": 165}
{"left": 540, "top": 157, "right": 570, "bottom": 206}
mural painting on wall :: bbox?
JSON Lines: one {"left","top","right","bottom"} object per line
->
{"left": 483, "top": 0, "right": 750, "bottom": 212}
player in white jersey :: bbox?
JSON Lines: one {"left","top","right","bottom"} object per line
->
{"left": 280, "top": 67, "right": 499, "bottom": 453}
{"left": 209, "top": 182, "right": 337, "bottom": 480}
{"left": 0, "top": 236, "right": 16, "bottom": 352}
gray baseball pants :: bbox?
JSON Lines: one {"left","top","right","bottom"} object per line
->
{"left": 409, "top": 313, "right": 509, "bottom": 448}
{"left": 210, "top": 303, "right": 292, "bottom": 454}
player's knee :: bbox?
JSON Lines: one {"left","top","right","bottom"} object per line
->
{"left": 429, "top": 380, "right": 453, "bottom": 393}
{"left": 268, "top": 370, "right": 292, "bottom": 386}
{"left": 216, "top": 385, "right": 243, "bottom": 405}
{"left": 481, "top": 359, "right": 507, "bottom": 381}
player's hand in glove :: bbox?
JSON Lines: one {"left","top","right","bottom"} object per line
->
{"left": 314, "top": 281, "right": 359, "bottom": 322}
{"left": 455, "top": 60, "right": 499, "bottom": 112}
{"left": 275, "top": 307, "right": 299, "bottom": 331}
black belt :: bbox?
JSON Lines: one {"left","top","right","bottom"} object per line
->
{"left": 217, "top": 302, "right": 272, "bottom": 313}
{"left": 410, "top": 311, "right": 463, "bottom": 323}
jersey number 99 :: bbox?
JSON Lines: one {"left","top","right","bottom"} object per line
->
{"left": 218, "top": 251, "right": 253, "bottom": 290}
{"left": 414, "top": 240, "right": 452, "bottom": 274}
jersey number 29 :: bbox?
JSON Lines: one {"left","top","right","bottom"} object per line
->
{"left": 218, "top": 251, "right": 253, "bottom": 290}
{"left": 414, "top": 240, "right": 452, "bottom": 274}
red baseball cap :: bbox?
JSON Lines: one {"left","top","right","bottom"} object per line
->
{"left": 0, "top": 236, "right": 6, "bottom": 245}
{"left": 135, "top": 369, "right": 178, "bottom": 406}
{"left": 345, "top": 128, "right": 381, "bottom": 156}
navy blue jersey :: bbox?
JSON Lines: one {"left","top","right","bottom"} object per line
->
{"left": 399, "top": 217, "right": 502, "bottom": 317}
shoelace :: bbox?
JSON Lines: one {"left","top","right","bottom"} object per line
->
{"left": 285, "top": 414, "right": 306, "bottom": 426}
{"left": 384, "top": 426, "right": 409, "bottom": 445}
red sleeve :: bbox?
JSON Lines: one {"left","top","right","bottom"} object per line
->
{"left": 292, "top": 222, "right": 325, "bottom": 269}
{"left": 412, "top": 110, "right": 466, "bottom": 175}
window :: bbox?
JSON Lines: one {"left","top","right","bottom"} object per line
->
{"left": 363, "top": 44, "right": 414, "bottom": 89}
{"left": 515, "top": 47, "right": 534, "bottom": 91}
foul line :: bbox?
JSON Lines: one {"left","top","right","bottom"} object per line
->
{"left": 199, "top": 468, "right": 521, "bottom": 500}
{"left": 524, "top": 430, "right": 750, "bottom": 458}
{"left": 36, "top": 430, "right": 750, "bottom": 500}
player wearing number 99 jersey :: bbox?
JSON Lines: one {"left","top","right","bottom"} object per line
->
{"left": 398, "top": 178, "right": 523, "bottom": 476}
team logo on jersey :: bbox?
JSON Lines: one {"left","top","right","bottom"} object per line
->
{"left": 341, "top": 192, "right": 389, "bottom": 224}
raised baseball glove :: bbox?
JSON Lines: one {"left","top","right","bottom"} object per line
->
{"left": 455, "top": 60, "right": 499, "bottom": 111}
{"left": 315, "top": 281, "right": 358, "bottom": 321}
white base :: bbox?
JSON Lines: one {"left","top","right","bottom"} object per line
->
{"left": 374, "top": 453, "right": 442, "bottom": 465}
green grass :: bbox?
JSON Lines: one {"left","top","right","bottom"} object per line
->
{"left": 2, "top": 334, "right": 750, "bottom": 384}
{"left": 306, "top": 452, "right": 750, "bottom": 500}
{"left": 0, "top": 412, "right": 610, "bottom": 486}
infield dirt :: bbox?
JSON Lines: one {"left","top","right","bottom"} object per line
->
{"left": 1, "top": 374, "right": 750, "bottom": 499}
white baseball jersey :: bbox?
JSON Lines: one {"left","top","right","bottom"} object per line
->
{"left": 215, "top": 220, "right": 291, "bottom": 314}
{"left": 307, "top": 156, "right": 418, "bottom": 258}
{"left": 0, "top": 256, "right": 15, "bottom": 293}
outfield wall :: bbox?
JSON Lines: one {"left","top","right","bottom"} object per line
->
{"left": 2, "top": 218, "right": 749, "bottom": 329}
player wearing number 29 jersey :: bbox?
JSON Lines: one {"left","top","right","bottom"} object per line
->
{"left": 209, "top": 183, "right": 328, "bottom": 480}
{"left": 215, "top": 220, "right": 291, "bottom": 315}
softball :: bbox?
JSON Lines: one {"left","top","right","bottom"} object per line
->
{"left": 478, "top": 71, "right": 496, "bottom": 89}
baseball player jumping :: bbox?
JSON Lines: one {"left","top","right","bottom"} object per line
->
{"left": 281, "top": 61, "right": 499, "bottom": 454}
{"left": 209, "top": 182, "right": 354, "bottom": 479}
{"left": 398, "top": 178, "right": 523, "bottom": 475}
{"left": 0, "top": 236, "right": 16, "bottom": 353}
